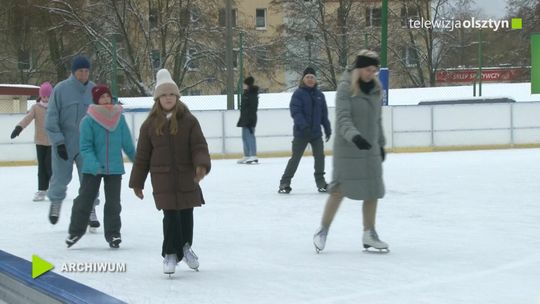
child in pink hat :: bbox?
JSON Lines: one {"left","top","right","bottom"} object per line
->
{"left": 10, "top": 82, "right": 54, "bottom": 201}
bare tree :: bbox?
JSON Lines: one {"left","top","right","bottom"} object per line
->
{"left": 270, "top": 0, "right": 366, "bottom": 90}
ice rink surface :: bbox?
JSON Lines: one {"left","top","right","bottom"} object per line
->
{"left": 1, "top": 148, "right": 539, "bottom": 304}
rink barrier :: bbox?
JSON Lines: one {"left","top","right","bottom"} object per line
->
{"left": 0, "top": 250, "right": 126, "bottom": 304}
{"left": 1, "top": 143, "right": 540, "bottom": 167}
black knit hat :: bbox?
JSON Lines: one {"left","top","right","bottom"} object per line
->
{"left": 244, "top": 76, "right": 255, "bottom": 87}
{"left": 303, "top": 67, "right": 316, "bottom": 77}
{"left": 354, "top": 55, "right": 380, "bottom": 69}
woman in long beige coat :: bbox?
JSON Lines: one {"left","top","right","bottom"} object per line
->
{"left": 313, "top": 50, "right": 388, "bottom": 253}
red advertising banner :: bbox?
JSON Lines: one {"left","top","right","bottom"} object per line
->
{"left": 436, "top": 68, "right": 527, "bottom": 83}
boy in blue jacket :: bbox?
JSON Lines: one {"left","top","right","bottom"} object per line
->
{"left": 66, "top": 85, "right": 135, "bottom": 249}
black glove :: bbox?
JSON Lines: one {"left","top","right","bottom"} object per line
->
{"left": 248, "top": 127, "right": 254, "bottom": 134}
{"left": 352, "top": 135, "right": 372, "bottom": 150}
{"left": 303, "top": 127, "right": 311, "bottom": 139}
{"left": 380, "top": 147, "right": 386, "bottom": 161}
{"left": 325, "top": 133, "right": 331, "bottom": 142}
{"left": 10, "top": 126, "right": 23, "bottom": 139}
{"left": 57, "top": 144, "right": 68, "bottom": 160}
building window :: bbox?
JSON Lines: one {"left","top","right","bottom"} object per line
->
{"left": 186, "top": 48, "right": 199, "bottom": 71}
{"left": 255, "top": 48, "right": 270, "bottom": 69}
{"left": 365, "top": 7, "right": 381, "bottom": 27}
{"left": 18, "top": 49, "right": 31, "bottom": 71}
{"left": 256, "top": 9, "right": 266, "bottom": 29}
{"left": 149, "top": 8, "right": 158, "bottom": 30}
{"left": 190, "top": 8, "right": 200, "bottom": 23}
{"left": 219, "top": 8, "right": 237, "bottom": 27}
{"left": 401, "top": 6, "right": 419, "bottom": 27}
{"left": 151, "top": 50, "right": 161, "bottom": 71}
{"left": 402, "top": 46, "right": 419, "bottom": 67}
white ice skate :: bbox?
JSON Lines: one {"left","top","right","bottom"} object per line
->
{"left": 33, "top": 191, "right": 47, "bottom": 202}
{"left": 245, "top": 156, "right": 259, "bottom": 164}
{"left": 237, "top": 157, "right": 249, "bottom": 164}
{"left": 163, "top": 254, "right": 177, "bottom": 276}
{"left": 182, "top": 243, "right": 199, "bottom": 271}
{"left": 362, "top": 229, "right": 389, "bottom": 253}
{"left": 313, "top": 226, "right": 329, "bottom": 253}
{"left": 48, "top": 201, "right": 62, "bottom": 224}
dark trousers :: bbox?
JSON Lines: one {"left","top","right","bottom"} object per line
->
{"left": 162, "top": 208, "right": 194, "bottom": 261}
{"left": 69, "top": 174, "right": 122, "bottom": 242}
{"left": 280, "top": 136, "right": 326, "bottom": 188}
{"left": 36, "top": 145, "right": 52, "bottom": 191}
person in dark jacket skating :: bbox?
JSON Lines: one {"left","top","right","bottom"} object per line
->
{"left": 236, "top": 76, "right": 259, "bottom": 164}
{"left": 278, "top": 67, "right": 332, "bottom": 194}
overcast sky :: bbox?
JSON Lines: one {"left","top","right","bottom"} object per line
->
{"left": 474, "top": 0, "right": 508, "bottom": 18}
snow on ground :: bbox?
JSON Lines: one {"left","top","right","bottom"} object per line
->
{"left": 1, "top": 149, "right": 539, "bottom": 304}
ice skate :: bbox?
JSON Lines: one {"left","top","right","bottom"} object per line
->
{"left": 48, "top": 201, "right": 62, "bottom": 224}
{"left": 362, "top": 228, "right": 389, "bottom": 253}
{"left": 107, "top": 234, "right": 122, "bottom": 249}
{"left": 278, "top": 184, "right": 292, "bottom": 194}
{"left": 33, "top": 190, "right": 47, "bottom": 202}
{"left": 163, "top": 254, "right": 177, "bottom": 276}
{"left": 237, "top": 157, "right": 249, "bottom": 164}
{"left": 182, "top": 243, "right": 199, "bottom": 271}
{"left": 313, "top": 226, "right": 329, "bottom": 253}
{"left": 317, "top": 184, "right": 328, "bottom": 193}
{"left": 66, "top": 233, "right": 83, "bottom": 248}
{"left": 88, "top": 207, "right": 100, "bottom": 233}
{"left": 245, "top": 156, "right": 259, "bottom": 164}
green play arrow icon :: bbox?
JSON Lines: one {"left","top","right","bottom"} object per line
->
{"left": 32, "top": 255, "right": 54, "bottom": 279}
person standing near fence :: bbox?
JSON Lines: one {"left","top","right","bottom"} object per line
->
{"left": 10, "top": 82, "right": 53, "bottom": 201}
{"left": 278, "top": 67, "right": 331, "bottom": 194}
{"left": 313, "top": 50, "right": 389, "bottom": 253}
{"left": 236, "top": 76, "right": 259, "bottom": 164}
{"left": 45, "top": 55, "right": 100, "bottom": 227}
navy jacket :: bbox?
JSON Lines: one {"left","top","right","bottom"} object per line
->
{"left": 290, "top": 85, "right": 331, "bottom": 139}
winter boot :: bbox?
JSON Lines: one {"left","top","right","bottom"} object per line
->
{"left": 313, "top": 226, "right": 329, "bottom": 253}
{"left": 33, "top": 190, "right": 47, "bottom": 202}
{"left": 362, "top": 228, "right": 389, "bottom": 252}
{"left": 163, "top": 254, "right": 177, "bottom": 275}
{"left": 88, "top": 207, "right": 100, "bottom": 232}
{"left": 48, "top": 201, "right": 62, "bottom": 224}
{"left": 182, "top": 243, "right": 199, "bottom": 271}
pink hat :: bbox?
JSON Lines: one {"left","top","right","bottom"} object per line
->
{"left": 39, "top": 82, "right": 53, "bottom": 98}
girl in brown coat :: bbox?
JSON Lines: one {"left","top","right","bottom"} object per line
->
{"left": 129, "top": 69, "right": 211, "bottom": 275}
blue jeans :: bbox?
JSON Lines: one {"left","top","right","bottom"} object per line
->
{"left": 242, "top": 127, "right": 257, "bottom": 157}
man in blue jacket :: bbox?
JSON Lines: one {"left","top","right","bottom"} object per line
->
{"left": 279, "top": 67, "right": 332, "bottom": 194}
{"left": 45, "top": 56, "right": 99, "bottom": 225}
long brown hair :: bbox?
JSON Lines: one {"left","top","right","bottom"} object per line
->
{"left": 148, "top": 96, "right": 188, "bottom": 136}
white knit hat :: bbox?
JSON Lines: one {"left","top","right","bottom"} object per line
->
{"left": 154, "top": 69, "right": 180, "bottom": 99}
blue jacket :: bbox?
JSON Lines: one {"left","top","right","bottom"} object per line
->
{"left": 290, "top": 85, "right": 331, "bottom": 139}
{"left": 45, "top": 74, "right": 95, "bottom": 158}
{"left": 79, "top": 105, "right": 136, "bottom": 175}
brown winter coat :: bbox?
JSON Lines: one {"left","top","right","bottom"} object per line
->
{"left": 129, "top": 110, "right": 211, "bottom": 210}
